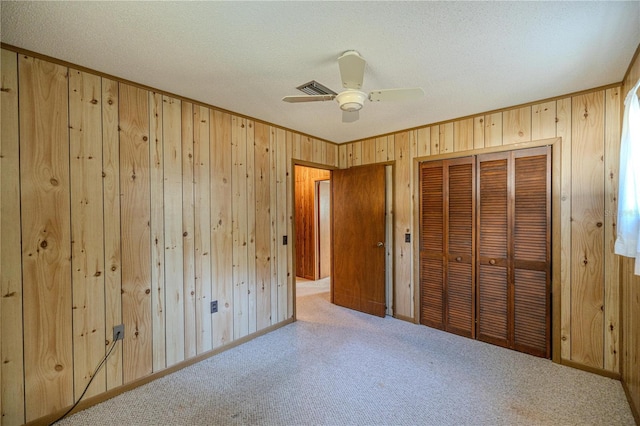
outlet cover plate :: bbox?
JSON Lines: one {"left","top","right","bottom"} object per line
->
{"left": 113, "top": 324, "right": 124, "bottom": 341}
{"left": 211, "top": 300, "right": 218, "bottom": 314}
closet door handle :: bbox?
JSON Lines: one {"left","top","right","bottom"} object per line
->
{"left": 489, "top": 259, "right": 496, "bottom": 265}
{"left": 455, "top": 256, "right": 462, "bottom": 262}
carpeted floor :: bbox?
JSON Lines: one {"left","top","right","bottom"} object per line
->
{"left": 58, "top": 285, "right": 635, "bottom": 425}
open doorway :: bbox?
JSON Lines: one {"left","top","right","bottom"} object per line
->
{"left": 294, "top": 165, "right": 331, "bottom": 300}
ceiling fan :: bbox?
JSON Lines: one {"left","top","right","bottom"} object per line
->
{"left": 282, "top": 50, "right": 424, "bottom": 123}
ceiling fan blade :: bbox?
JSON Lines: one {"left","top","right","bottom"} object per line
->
{"left": 282, "top": 95, "right": 336, "bottom": 103}
{"left": 338, "top": 50, "right": 366, "bottom": 90}
{"left": 342, "top": 110, "right": 359, "bottom": 123}
{"left": 369, "top": 87, "right": 425, "bottom": 102}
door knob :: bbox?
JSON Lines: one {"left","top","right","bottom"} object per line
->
{"left": 377, "top": 242, "right": 384, "bottom": 247}
{"left": 489, "top": 259, "right": 496, "bottom": 265}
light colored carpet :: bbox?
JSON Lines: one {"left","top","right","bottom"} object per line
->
{"left": 58, "top": 287, "right": 634, "bottom": 425}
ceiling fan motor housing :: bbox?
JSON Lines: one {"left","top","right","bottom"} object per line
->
{"left": 336, "top": 90, "right": 368, "bottom": 112}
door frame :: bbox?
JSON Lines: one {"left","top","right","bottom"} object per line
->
{"left": 413, "top": 137, "right": 562, "bottom": 363}
{"left": 292, "top": 160, "right": 395, "bottom": 319}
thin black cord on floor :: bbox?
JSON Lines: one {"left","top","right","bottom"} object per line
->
{"left": 49, "top": 331, "right": 121, "bottom": 425}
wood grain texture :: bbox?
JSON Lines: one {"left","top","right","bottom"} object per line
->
{"left": 69, "top": 68, "right": 106, "bottom": 399}
{"left": 351, "top": 141, "right": 362, "bottom": 166}
{"left": 101, "top": 78, "right": 123, "bottom": 391}
{"left": 338, "top": 144, "right": 348, "bottom": 169}
{"left": 300, "top": 135, "right": 312, "bottom": 162}
{"left": 416, "top": 127, "right": 431, "bottom": 157}
{"left": 394, "top": 132, "right": 414, "bottom": 318}
{"left": 503, "top": 106, "right": 531, "bottom": 145}
{"left": 119, "top": 83, "right": 152, "bottom": 383}
{"left": 1, "top": 48, "right": 25, "bottom": 425}
{"left": 269, "top": 127, "right": 279, "bottom": 325}
{"left": 286, "top": 133, "right": 294, "bottom": 319}
{"left": 149, "top": 92, "right": 166, "bottom": 372}
{"left": 440, "top": 122, "right": 454, "bottom": 154}
{"left": 232, "top": 116, "right": 250, "bottom": 339}
{"left": 570, "top": 91, "right": 605, "bottom": 369}
{"left": 211, "top": 110, "right": 233, "bottom": 348}
{"left": 193, "top": 105, "right": 212, "bottom": 354}
{"left": 430, "top": 126, "right": 440, "bottom": 154}
{"left": 275, "top": 128, "right": 288, "bottom": 322}
{"left": 473, "top": 116, "right": 485, "bottom": 150}
{"left": 246, "top": 121, "right": 257, "bottom": 334}
{"left": 453, "top": 118, "right": 474, "bottom": 152}
{"left": 181, "top": 101, "right": 197, "bottom": 359}
{"left": 531, "top": 101, "right": 556, "bottom": 141}
{"left": 312, "top": 137, "right": 324, "bottom": 164}
{"left": 19, "top": 55, "right": 73, "bottom": 421}
{"left": 376, "top": 136, "right": 389, "bottom": 162}
{"left": 163, "top": 95, "right": 185, "bottom": 367}
{"left": 556, "top": 96, "right": 572, "bottom": 360}
{"left": 362, "top": 138, "right": 376, "bottom": 164}
{"left": 254, "top": 122, "right": 272, "bottom": 330}
{"left": 603, "top": 87, "right": 620, "bottom": 373}
{"left": 484, "top": 112, "right": 503, "bottom": 147}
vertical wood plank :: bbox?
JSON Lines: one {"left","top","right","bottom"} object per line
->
{"left": 270, "top": 127, "right": 279, "bottom": 324}
{"left": 247, "top": 121, "right": 257, "bottom": 334}
{"left": 255, "top": 123, "right": 272, "bottom": 330}
{"left": 416, "top": 127, "right": 430, "bottom": 157}
{"left": 102, "top": 78, "right": 122, "bottom": 390}
{"left": 345, "top": 143, "right": 353, "bottom": 168}
{"left": 376, "top": 136, "right": 388, "bottom": 162}
{"left": 440, "top": 122, "right": 454, "bottom": 154}
{"left": 338, "top": 144, "right": 347, "bottom": 169}
{"left": 211, "top": 110, "right": 233, "bottom": 348}
{"left": 485, "top": 112, "right": 503, "bottom": 147}
{"left": 394, "top": 132, "right": 413, "bottom": 318}
{"left": 149, "top": 92, "right": 166, "bottom": 371}
{"left": 193, "top": 105, "right": 212, "bottom": 354}
{"left": 387, "top": 135, "right": 395, "bottom": 161}
{"left": 352, "top": 141, "right": 362, "bottom": 166}
{"left": 312, "top": 137, "right": 324, "bottom": 164}
{"left": 232, "top": 116, "right": 249, "bottom": 339}
{"left": 603, "top": 87, "right": 621, "bottom": 372}
{"left": 292, "top": 133, "right": 301, "bottom": 160}
{"left": 163, "top": 95, "right": 185, "bottom": 367}
{"left": 301, "top": 135, "right": 312, "bottom": 162}
{"left": 181, "top": 102, "right": 196, "bottom": 360}
{"left": 362, "top": 138, "right": 376, "bottom": 164}
{"left": 430, "top": 126, "right": 440, "bottom": 154}
{"left": 503, "top": 106, "right": 531, "bottom": 145}
{"left": 69, "top": 69, "right": 106, "bottom": 399}
{"left": 326, "top": 143, "right": 338, "bottom": 167}
{"left": 275, "top": 128, "right": 288, "bottom": 321}
{"left": 473, "top": 116, "right": 485, "bottom": 149}
{"left": 286, "top": 133, "right": 294, "bottom": 318}
{"left": 1, "top": 48, "right": 25, "bottom": 425}
{"left": 453, "top": 118, "right": 474, "bottom": 152}
{"left": 19, "top": 55, "right": 73, "bottom": 420}
{"left": 119, "top": 83, "right": 152, "bottom": 383}
{"left": 570, "top": 91, "right": 605, "bottom": 369}
{"left": 531, "top": 101, "right": 557, "bottom": 141}
{"left": 557, "top": 97, "right": 572, "bottom": 361}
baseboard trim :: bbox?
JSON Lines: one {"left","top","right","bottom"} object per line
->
{"left": 27, "top": 318, "right": 295, "bottom": 426}
{"left": 622, "top": 379, "right": 640, "bottom": 426}
{"left": 559, "top": 359, "right": 621, "bottom": 380}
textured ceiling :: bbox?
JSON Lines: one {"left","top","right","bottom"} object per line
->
{"left": 1, "top": 1, "right": 639, "bottom": 144}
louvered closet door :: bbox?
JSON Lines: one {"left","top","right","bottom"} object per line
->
{"left": 513, "top": 148, "right": 550, "bottom": 357}
{"left": 419, "top": 158, "right": 474, "bottom": 337}
{"left": 420, "top": 161, "right": 445, "bottom": 329}
{"left": 477, "top": 147, "right": 550, "bottom": 358}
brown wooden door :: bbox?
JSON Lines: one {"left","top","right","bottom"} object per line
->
{"left": 419, "top": 158, "right": 475, "bottom": 337}
{"left": 332, "top": 165, "right": 386, "bottom": 317}
{"left": 477, "top": 147, "right": 550, "bottom": 358}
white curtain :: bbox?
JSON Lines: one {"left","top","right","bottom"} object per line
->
{"left": 614, "top": 78, "right": 640, "bottom": 275}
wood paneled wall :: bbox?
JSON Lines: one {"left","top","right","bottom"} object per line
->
{"left": 621, "top": 44, "right": 640, "bottom": 423}
{"left": 0, "top": 49, "right": 338, "bottom": 425}
{"left": 338, "top": 85, "right": 624, "bottom": 375}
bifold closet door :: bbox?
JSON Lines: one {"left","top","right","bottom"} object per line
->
{"left": 477, "top": 147, "right": 550, "bottom": 358}
{"left": 420, "top": 157, "right": 475, "bottom": 338}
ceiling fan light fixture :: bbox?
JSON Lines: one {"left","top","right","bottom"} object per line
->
{"left": 336, "top": 90, "right": 367, "bottom": 112}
